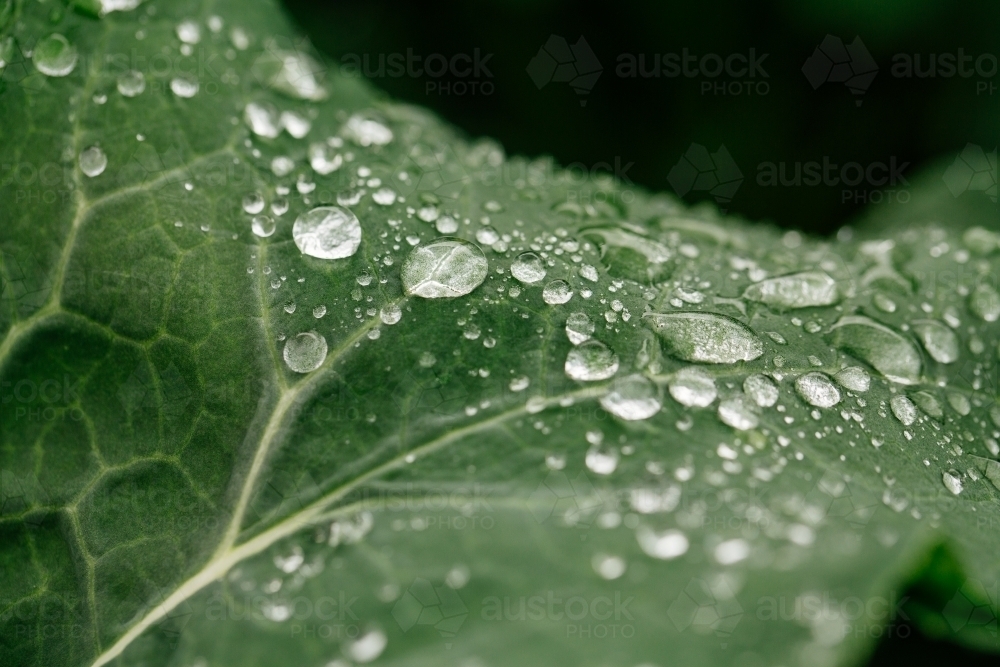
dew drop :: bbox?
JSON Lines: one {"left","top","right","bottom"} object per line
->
{"left": 970, "top": 284, "right": 1000, "bottom": 322}
{"left": 347, "top": 629, "right": 388, "bottom": 663}
{"left": 912, "top": 391, "right": 943, "bottom": 420}
{"left": 669, "top": 367, "right": 717, "bottom": 407}
{"left": 283, "top": 331, "right": 328, "bottom": 373}
{"left": 170, "top": 76, "right": 199, "bottom": 98}
{"left": 280, "top": 110, "right": 311, "bottom": 138}
{"left": 33, "top": 34, "right": 77, "bottom": 77}
{"left": 312, "top": 305, "right": 327, "bottom": 319}
{"left": 579, "top": 264, "right": 600, "bottom": 282}
{"left": 890, "top": 395, "right": 917, "bottom": 426}
{"left": 947, "top": 390, "right": 971, "bottom": 416}
{"left": 565, "top": 340, "right": 619, "bottom": 381}
{"left": 644, "top": 312, "right": 763, "bottom": 364}
{"left": 244, "top": 101, "right": 280, "bottom": 138}
{"left": 435, "top": 216, "right": 459, "bottom": 234}
{"left": 475, "top": 226, "right": 499, "bottom": 245}
{"left": 834, "top": 367, "right": 870, "bottom": 392}
{"left": 714, "top": 538, "right": 750, "bottom": 565}
{"left": 912, "top": 320, "right": 959, "bottom": 364}
{"left": 308, "top": 141, "right": 343, "bottom": 174}
{"left": 585, "top": 444, "right": 619, "bottom": 475}
{"left": 79, "top": 146, "right": 107, "bottom": 178}
{"left": 600, "top": 374, "right": 661, "bottom": 420}
{"left": 636, "top": 527, "right": 688, "bottom": 560}
{"left": 116, "top": 69, "right": 145, "bottom": 97}
{"left": 372, "top": 187, "right": 397, "bottom": 206}
{"left": 743, "top": 373, "right": 778, "bottom": 407}
{"left": 717, "top": 397, "right": 758, "bottom": 430}
{"left": 542, "top": 280, "right": 573, "bottom": 305}
{"left": 401, "top": 238, "right": 488, "bottom": 298}
{"left": 795, "top": 372, "right": 840, "bottom": 408}
{"left": 873, "top": 293, "right": 897, "bottom": 313}
{"left": 176, "top": 20, "right": 201, "bottom": 44}
{"left": 942, "top": 470, "right": 963, "bottom": 496}
{"left": 565, "top": 312, "right": 595, "bottom": 345}
{"left": 380, "top": 304, "right": 402, "bottom": 325}
{"left": 511, "top": 252, "right": 547, "bottom": 284}
{"left": 251, "top": 215, "right": 275, "bottom": 238}
{"left": 742, "top": 271, "right": 839, "bottom": 310}
{"left": 827, "top": 315, "right": 921, "bottom": 384}
{"left": 242, "top": 192, "right": 265, "bottom": 214}
{"left": 344, "top": 115, "right": 393, "bottom": 147}
{"left": 592, "top": 554, "right": 626, "bottom": 580}
{"left": 293, "top": 206, "right": 362, "bottom": 260}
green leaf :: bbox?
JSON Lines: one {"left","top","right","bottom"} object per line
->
{"left": 2, "top": 2, "right": 1000, "bottom": 667}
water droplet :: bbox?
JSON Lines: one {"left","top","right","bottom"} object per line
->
{"left": 79, "top": 146, "right": 107, "bottom": 178}
{"left": 873, "top": 292, "right": 897, "bottom": 313}
{"left": 417, "top": 206, "right": 439, "bottom": 223}
{"left": 942, "top": 470, "right": 963, "bottom": 496}
{"left": 743, "top": 271, "right": 839, "bottom": 309}
{"left": 176, "top": 19, "right": 201, "bottom": 44}
{"left": 592, "top": 554, "right": 627, "bottom": 580}
{"left": 283, "top": 331, "right": 328, "bottom": 373}
{"left": 911, "top": 391, "right": 943, "bottom": 420}
{"left": 585, "top": 444, "right": 619, "bottom": 475}
{"left": 293, "top": 206, "right": 362, "bottom": 260}
{"left": 565, "top": 340, "right": 619, "bottom": 381}
{"left": 280, "top": 110, "right": 311, "bottom": 138}
{"left": 344, "top": 115, "right": 393, "bottom": 147}
{"left": 254, "top": 39, "right": 326, "bottom": 99}
{"left": 565, "top": 312, "right": 595, "bottom": 345}
{"left": 273, "top": 545, "right": 304, "bottom": 573}
{"left": 644, "top": 312, "right": 764, "bottom": 364}
{"left": 827, "top": 315, "right": 921, "bottom": 384}
{"left": 170, "top": 76, "right": 199, "bottom": 98}
{"left": 542, "top": 280, "right": 574, "bottom": 305}
{"left": 356, "top": 271, "right": 373, "bottom": 286}
{"left": 380, "top": 304, "right": 402, "bottom": 325}
{"left": 435, "top": 216, "right": 459, "bottom": 234}
{"left": 601, "top": 374, "right": 661, "bottom": 420}
{"left": 834, "top": 367, "right": 870, "bottom": 392}
{"left": 636, "top": 527, "right": 688, "bottom": 560}
{"left": 283, "top": 301, "right": 297, "bottom": 314}
{"left": 970, "top": 284, "right": 1000, "bottom": 322}
{"left": 912, "top": 320, "right": 959, "bottom": 364}
{"left": 511, "top": 252, "right": 547, "bottom": 284}
{"left": 795, "top": 372, "right": 841, "bottom": 408}
{"left": 947, "top": 390, "right": 971, "bottom": 416}
{"left": 251, "top": 215, "right": 275, "bottom": 238}
{"left": 669, "top": 367, "right": 717, "bottom": 407}
{"left": 890, "top": 395, "right": 917, "bottom": 426}
{"left": 307, "top": 141, "right": 342, "bottom": 174}
{"left": 717, "top": 397, "right": 758, "bottom": 430}
{"left": 242, "top": 192, "right": 265, "bottom": 214}
{"left": 579, "top": 264, "right": 600, "bottom": 282}
{"left": 33, "top": 34, "right": 77, "bottom": 77}
{"left": 244, "top": 101, "right": 280, "bottom": 138}
{"left": 116, "top": 69, "right": 145, "bottom": 97}
{"left": 402, "top": 238, "right": 488, "bottom": 298}
{"left": 509, "top": 376, "right": 530, "bottom": 392}
{"left": 347, "top": 628, "right": 387, "bottom": 663}
{"left": 714, "top": 538, "right": 750, "bottom": 565}
{"left": 743, "top": 373, "right": 778, "bottom": 407}
{"left": 372, "top": 187, "right": 397, "bottom": 206}
{"left": 475, "top": 226, "right": 499, "bottom": 245}
{"left": 271, "top": 198, "right": 289, "bottom": 216}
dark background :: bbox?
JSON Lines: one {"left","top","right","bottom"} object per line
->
{"left": 283, "top": 1, "right": 998, "bottom": 665}
{"left": 285, "top": 0, "right": 998, "bottom": 237}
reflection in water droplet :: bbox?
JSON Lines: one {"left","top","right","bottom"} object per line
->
{"left": 401, "top": 238, "right": 488, "bottom": 298}
{"left": 565, "top": 340, "right": 619, "bottom": 381}
{"left": 717, "top": 397, "right": 758, "bottom": 430}
{"left": 565, "top": 312, "right": 595, "bottom": 345}
{"left": 283, "top": 331, "right": 328, "bottom": 373}
{"left": 743, "top": 373, "right": 778, "bottom": 407}
{"left": 176, "top": 20, "right": 201, "bottom": 44}
{"left": 79, "top": 146, "right": 107, "bottom": 178}
{"left": 669, "top": 367, "right": 717, "bottom": 407}
{"left": 827, "top": 315, "right": 921, "bottom": 385}
{"left": 970, "top": 284, "right": 1000, "bottom": 322}
{"left": 834, "top": 367, "right": 870, "bottom": 392}
{"left": 293, "top": 206, "right": 362, "bottom": 259}
{"left": 117, "top": 69, "right": 145, "bottom": 97}
{"left": 511, "top": 252, "right": 547, "bottom": 284}
{"left": 170, "top": 77, "right": 199, "bottom": 97}
{"left": 636, "top": 526, "right": 688, "bottom": 560}
{"left": 601, "top": 374, "right": 661, "bottom": 420}
{"left": 644, "top": 312, "right": 763, "bottom": 364}
{"left": 380, "top": 304, "right": 402, "bottom": 325}
{"left": 795, "top": 372, "right": 841, "bottom": 408}
{"left": 890, "top": 395, "right": 917, "bottom": 426}
{"left": 743, "top": 272, "right": 839, "bottom": 309}
{"left": 251, "top": 215, "right": 275, "bottom": 238}
{"left": 912, "top": 320, "right": 959, "bottom": 364}
{"left": 542, "top": 280, "right": 573, "bottom": 305}
{"left": 33, "top": 34, "right": 77, "bottom": 77}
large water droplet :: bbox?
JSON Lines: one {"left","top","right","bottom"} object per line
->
{"left": 743, "top": 271, "right": 839, "bottom": 310}
{"left": 669, "top": 367, "right": 717, "bottom": 407}
{"left": 511, "top": 252, "right": 547, "bottom": 284}
{"left": 834, "top": 367, "right": 870, "bottom": 392}
{"left": 283, "top": 331, "right": 328, "bottom": 373}
{"left": 401, "top": 238, "right": 488, "bottom": 298}
{"left": 827, "top": 315, "right": 921, "bottom": 385}
{"left": 970, "top": 283, "right": 1000, "bottom": 322}
{"left": 293, "top": 206, "right": 362, "bottom": 259}
{"left": 600, "top": 374, "right": 661, "bottom": 420}
{"left": 743, "top": 373, "right": 778, "bottom": 407}
{"left": 644, "top": 312, "right": 764, "bottom": 364}
{"left": 717, "top": 397, "right": 758, "bottom": 430}
{"left": 565, "top": 312, "right": 595, "bottom": 345}
{"left": 116, "top": 69, "right": 145, "bottom": 97}
{"left": 542, "top": 280, "right": 574, "bottom": 305}
{"left": 942, "top": 470, "right": 963, "bottom": 496}
{"left": 79, "top": 146, "right": 107, "bottom": 178}
{"left": 912, "top": 320, "right": 959, "bottom": 364}
{"left": 344, "top": 115, "right": 393, "bottom": 146}
{"left": 890, "top": 395, "right": 917, "bottom": 426}
{"left": 795, "top": 372, "right": 841, "bottom": 408}
{"left": 565, "top": 340, "right": 619, "bottom": 381}
{"left": 33, "top": 34, "right": 77, "bottom": 77}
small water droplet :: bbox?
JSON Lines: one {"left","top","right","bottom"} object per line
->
{"left": 280, "top": 110, "right": 310, "bottom": 138}
{"left": 717, "top": 397, "right": 758, "bottom": 430}
{"left": 669, "top": 367, "right": 717, "bottom": 407}
{"left": 714, "top": 538, "right": 750, "bottom": 565}
{"left": 743, "top": 373, "right": 778, "bottom": 407}
{"left": 312, "top": 305, "right": 327, "bottom": 319}
{"left": 176, "top": 20, "right": 201, "bottom": 44}
{"left": 283, "top": 331, "right": 328, "bottom": 373}
{"left": 542, "top": 280, "right": 573, "bottom": 305}
{"left": 834, "top": 367, "right": 870, "bottom": 392}
{"left": 912, "top": 320, "right": 959, "bottom": 364}
{"left": 293, "top": 206, "right": 362, "bottom": 259}
{"left": 380, "top": 304, "right": 402, "bottom": 325}
{"left": 244, "top": 101, "right": 280, "bottom": 138}
{"left": 79, "top": 146, "right": 107, "bottom": 178}
{"left": 372, "top": 187, "right": 397, "bottom": 206}
{"left": 344, "top": 115, "right": 393, "bottom": 147}
{"left": 579, "top": 264, "right": 599, "bottom": 282}
{"left": 600, "top": 374, "right": 661, "bottom": 420}
{"left": 251, "top": 215, "right": 275, "bottom": 238}
{"left": 475, "top": 226, "right": 500, "bottom": 245}
{"left": 402, "top": 238, "right": 488, "bottom": 298}
{"left": 565, "top": 340, "right": 619, "bottom": 381}
{"left": 242, "top": 192, "right": 265, "bottom": 214}
{"left": 435, "top": 216, "right": 459, "bottom": 234}
{"left": 565, "top": 312, "right": 595, "bottom": 345}
{"left": 170, "top": 76, "right": 199, "bottom": 97}
{"left": 970, "top": 284, "right": 1000, "bottom": 322}
{"left": 308, "top": 141, "right": 342, "bottom": 174}
{"left": 942, "top": 470, "right": 963, "bottom": 496}
{"left": 636, "top": 527, "right": 688, "bottom": 560}
{"left": 347, "top": 628, "right": 388, "bottom": 663}
{"left": 873, "top": 292, "right": 897, "bottom": 313}
{"left": 116, "top": 69, "right": 145, "bottom": 97}
{"left": 890, "top": 395, "right": 917, "bottom": 426}
{"left": 511, "top": 252, "right": 547, "bottom": 284}
{"left": 33, "top": 34, "right": 77, "bottom": 77}
{"left": 592, "top": 554, "right": 626, "bottom": 580}
{"left": 586, "top": 444, "right": 619, "bottom": 475}
{"left": 510, "top": 376, "right": 530, "bottom": 392}
{"left": 795, "top": 372, "right": 841, "bottom": 408}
